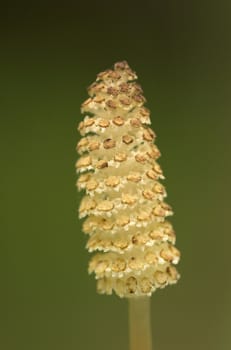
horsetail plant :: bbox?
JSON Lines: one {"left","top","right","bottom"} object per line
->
{"left": 76, "top": 61, "right": 180, "bottom": 350}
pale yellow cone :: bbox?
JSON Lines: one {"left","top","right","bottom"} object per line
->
{"left": 76, "top": 61, "right": 180, "bottom": 298}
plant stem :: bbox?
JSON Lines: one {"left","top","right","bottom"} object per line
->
{"left": 129, "top": 297, "right": 152, "bottom": 350}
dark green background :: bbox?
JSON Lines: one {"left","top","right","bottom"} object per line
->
{"left": 3, "top": 1, "right": 231, "bottom": 349}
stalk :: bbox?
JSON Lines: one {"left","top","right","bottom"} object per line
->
{"left": 129, "top": 297, "right": 152, "bottom": 350}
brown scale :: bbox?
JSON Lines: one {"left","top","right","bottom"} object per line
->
{"left": 153, "top": 183, "right": 165, "bottom": 194}
{"left": 79, "top": 198, "right": 97, "bottom": 213}
{"left": 84, "top": 118, "right": 95, "bottom": 127}
{"left": 81, "top": 97, "right": 92, "bottom": 108}
{"left": 167, "top": 266, "right": 178, "bottom": 280}
{"left": 105, "top": 176, "right": 120, "bottom": 187}
{"left": 94, "top": 260, "right": 109, "bottom": 275}
{"left": 86, "top": 180, "right": 99, "bottom": 191}
{"left": 160, "top": 245, "right": 180, "bottom": 262}
{"left": 77, "top": 173, "right": 91, "bottom": 185}
{"left": 101, "top": 239, "right": 113, "bottom": 251}
{"left": 137, "top": 210, "right": 152, "bottom": 222}
{"left": 145, "top": 251, "right": 158, "bottom": 265}
{"left": 113, "top": 116, "right": 125, "bottom": 126}
{"left": 153, "top": 163, "right": 163, "bottom": 176}
{"left": 121, "top": 193, "right": 137, "bottom": 205}
{"left": 112, "top": 258, "right": 127, "bottom": 272}
{"left": 107, "top": 86, "right": 119, "bottom": 96}
{"left": 86, "top": 236, "right": 100, "bottom": 251}
{"left": 135, "top": 153, "right": 148, "bottom": 164}
{"left": 122, "top": 135, "right": 134, "bottom": 144}
{"left": 114, "top": 61, "right": 130, "bottom": 70}
{"left": 113, "top": 237, "right": 129, "bottom": 250}
{"left": 132, "top": 83, "right": 143, "bottom": 94}
{"left": 107, "top": 70, "right": 122, "bottom": 80}
{"left": 94, "top": 96, "right": 105, "bottom": 104}
{"left": 133, "top": 94, "right": 146, "bottom": 104}
{"left": 146, "top": 169, "right": 159, "bottom": 180}
{"left": 106, "top": 99, "right": 117, "bottom": 109}
{"left": 76, "top": 156, "right": 92, "bottom": 169}
{"left": 97, "top": 200, "right": 114, "bottom": 212}
{"left": 149, "top": 229, "right": 165, "bottom": 241}
{"left": 88, "top": 141, "right": 100, "bottom": 151}
{"left": 76, "top": 137, "right": 89, "bottom": 151}
{"left": 128, "top": 257, "right": 144, "bottom": 271}
{"left": 146, "top": 147, "right": 161, "bottom": 160}
{"left": 153, "top": 204, "right": 170, "bottom": 218}
{"left": 114, "top": 152, "right": 127, "bottom": 162}
{"left": 164, "top": 228, "right": 176, "bottom": 243}
{"left": 83, "top": 216, "right": 109, "bottom": 234}
{"left": 126, "top": 276, "right": 137, "bottom": 294}
{"left": 142, "top": 190, "right": 156, "bottom": 200}
{"left": 120, "top": 97, "right": 132, "bottom": 106}
{"left": 140, "top": 107, "right": 150, "bottom": 117}
{"left": 119, "top": 83, "right": 130, "bottom": 93}
{"left": 140, "top": 278, "right": 153, "bottom": 293}
{"left": 127, "top": 173, "right": 141, "bottom": 183}
{"left": 130, "top": 118, "right": 142, "bottom": 128}
{"left": 103, "top": 138, "right": 116, "bottom": 149}
{"left": 154, "top": 271, "right": 168, "bottom": 285}
{"left": 101, "top": 219, "right": 114, "bottom": 231}
{"left": 78, "top": 121, "right": 84, "bottom": 132}
{"left": 132, "top": 232, "right": 150, "bottom": 246}
{"left": 143, "top": 128, "right": 156, "bottom": 141}
{"left": 96, "top": 160, "right": 108, "bottom": 169}
{"left": 87, "top": 82, "right": 105, "bottom": 96}
{"left": 97, "top": 119, "right": 110, "bottom": 128}
{"left": 97, "top": 69, "right": 121, "bottom": 81}
{"left": 116, "top": 215, "right": 130, "bottom": 227}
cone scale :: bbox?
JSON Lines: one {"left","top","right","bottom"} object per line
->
{"left": 76, "top": 61, "right": 180, "bottom": 299}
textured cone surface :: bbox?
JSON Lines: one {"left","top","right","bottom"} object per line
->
{"left": 76, "top": 61, "right": 180, "bottom": 298}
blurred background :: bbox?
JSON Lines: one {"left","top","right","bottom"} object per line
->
{"left": 2, "top": 1, "right": 231, "bottom": 349}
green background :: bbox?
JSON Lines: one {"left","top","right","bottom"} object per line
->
{"left": 3, "top": 1, "right": 231, "bottom": 349}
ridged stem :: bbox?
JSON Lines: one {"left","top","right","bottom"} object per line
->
{"left": 129, "top": 297, "right": 152, "bottom": 350}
